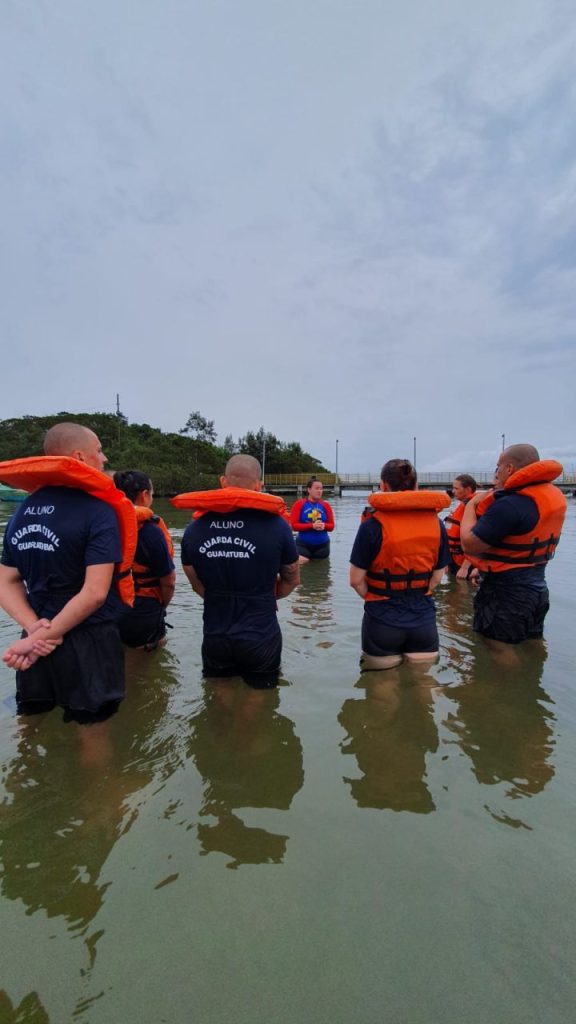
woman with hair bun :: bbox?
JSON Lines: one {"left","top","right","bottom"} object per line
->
{"left": 349, "top": 459, "right": 450, "bottom": 669}
{"left": 113, "top": 470, "right": 176, "bottom": 651}
{"left": 290, "top": 477, "right": 335, "bottom": 564}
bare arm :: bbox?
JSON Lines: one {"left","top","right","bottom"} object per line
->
{"left": 349, "top": 565, "right": 368, "bottom": 599}
{"left": 3, "top": 563, "right": 115, "bottom": 670}
{"left": 455, "top": 558, "right": 472, "bottom": 580}
{"left": 34, "top": 563, "right": 115, "bottom": 641}
{"left": 159, "top": 570, "right": 176, "bottom": 607}
{"left": 276, "top": 560, "right": 300, "bottom": 599}
{"left": 183, "top": 564, "right": 205, "bottom": 599}
{"left": 0, "top": 565, "right": 41, "bottom": 632}
{"left": 429, "top": 569, "right": 445, "bottom": 591}
{"left": 460, "top": 491, "right": 493, "bottom": 555}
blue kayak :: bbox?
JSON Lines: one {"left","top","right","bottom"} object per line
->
{"left": 0, "top": 485, "right": 27, "bottom": 503}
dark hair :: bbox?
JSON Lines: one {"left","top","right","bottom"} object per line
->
{"left": 113, "top": 469, "right": 152, "bottom": 504}
{"left": 380, "top": 459, "right": 417, "bottom": 492}
{"left": 305, "top": 476, "right": 320, "bottom": 493}
{"left": 455, "top": 473, "right": 477, "bottom": 492}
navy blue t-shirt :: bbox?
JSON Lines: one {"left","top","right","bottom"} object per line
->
{"left": 1, "top": 486, "right": 123, "bottom": 623}
{"left": 134, "top": 520, "right": 175, "bottom": 609}
{"left": 350, "top": 516, "right": 449, "bottom": 627}
{"left": 472, "top": 491, "right": 545, "bottom": 585}
{"left": 181, "top": 510, "right": 298, "bottom": 639}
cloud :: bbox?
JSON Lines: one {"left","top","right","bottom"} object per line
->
{"left": 1, "top": 1, "right": 575, "bottom": 473}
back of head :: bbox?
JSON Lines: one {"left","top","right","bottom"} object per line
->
{"left": 43, "top": 422, "right": 95, "bottom": 456}
{"left": 505, "top": 444, "right": 540, "bottom": 470}
{"left": 114, "top": 469, "right": 152, "bottom": 503}
{"left": 455, "top": 473, "right": 477, "bottom": 492}
{"left": 223, "top": 454, "right": 262, "bottom": 489}
{"left": 381, "top": 459, "right": 417, "bottom": 491}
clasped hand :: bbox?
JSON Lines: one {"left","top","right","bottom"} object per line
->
{"left": 2, "top": 619, "right": 63, "bottom": 672}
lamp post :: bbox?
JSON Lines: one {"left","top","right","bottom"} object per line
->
{"left": 335, "top": 439, "right": 339, "bottom": 497}
{"left": 501, "top": 433, "right": 505, "bottom": 452}
{"left": 262, "top": 435, "right": 266, "bottom": 487}
{"left": 413, "top": 436, "right": 417, "bottom": 470}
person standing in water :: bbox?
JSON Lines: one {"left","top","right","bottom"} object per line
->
{"left": 445, "top": 473, "right": 477, "bottom": 580}
{"left": 349, "top": 459, "right": 450, "bottom": 670}
{"left": 460, "top": 444, "right": 566, "bottom": 647}
{"left": 177, "top": 455, "right": 300, "bottom": 688}
{"left": 113, "top": 470, "right": 175, "bottom": 651}
{"left": 290, "top": 478, "right": 335, "bottom": 564}
{"left": 0, "top": 422, "right": 132, "bottom": 721}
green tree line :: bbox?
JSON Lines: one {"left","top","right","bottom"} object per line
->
{"left": 0, "top": 413, "right": 327, "bottom": 494}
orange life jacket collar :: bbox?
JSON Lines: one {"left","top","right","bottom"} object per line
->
{"left": 503, "top": 459, "right": 563, "bottom": 492}
{"left": 368, "top": 490, "right": 451, "bottom": 514}
{"left": 171, "top": 486, "right": 288, "bottom": 517}
{"left": 0, "top": 456, "right": 137, "bottom": 606}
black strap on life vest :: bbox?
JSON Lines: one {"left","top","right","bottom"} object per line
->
{"left": 133, "top": 568, "right": 161, "bottom": 591}
{"left": 481, "top": 532, "right": 560, "bottom": 566}
{"left": 365, "top": 567, "right": 432, "bottom": 595}
{"left": 444, "top": 514, "right": 460, "bottom": 526}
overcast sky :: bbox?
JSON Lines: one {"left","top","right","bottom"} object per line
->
{"left": 2, "top": 0, "right": 575, "bottom": 473}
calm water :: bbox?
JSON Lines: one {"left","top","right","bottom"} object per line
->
{"left": 1, "top": 496, "right": 575, "bottom": 1024}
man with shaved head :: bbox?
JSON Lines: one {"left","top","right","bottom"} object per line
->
{"left": 0, "top": 422, "right": 126, "bottom": 722}
{"left": 461, "top": 444, "right": 567, "bottom": 647}
{"left": 181, "top": 454, "right": 299, "bottom": 687}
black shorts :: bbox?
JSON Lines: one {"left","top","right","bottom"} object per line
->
{"left": 16, "top": 621, "right": 125, "bottom": 721}
{"left": 361, "top": 613, "right": 439, "bottom": 656}
{"left": 295, "top": 540, "right": 330, "bottom": 560}
{"left": 118, "top": 604, "right": 167, "bottom": 650}
{"left": 202, "top": 632, "right": 282, "bottom": 688}
{"left": 473, "top": 579, "right": 550, "bottom": 644}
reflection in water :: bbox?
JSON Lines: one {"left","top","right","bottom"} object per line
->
{"left": 436, "top": 579, "right": 477, "bottom": 676}
{"left": 0, "top": 650, "right": 184, "bottom": 933}
{"left": 443, "top": 641, "right": 555, "bottom": 806}
{"left": 288, "top": 559, "right": 333, "bottom": 638}
{"left": 0, "top": 990, "right": 50, "bottom": 1023}
{"left": 338, "top": 668, "right": 439, "bottom": 813}
{"left": 188, "top": 682, "right": 304, "bottom": 868}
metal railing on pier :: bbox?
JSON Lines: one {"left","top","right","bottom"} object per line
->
{"left": 264, "top": 472, "right": 576, "bottom": 492}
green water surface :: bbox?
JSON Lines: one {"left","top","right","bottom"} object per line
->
{"left": 0, "top": 497, "right": 575, "bottom": 1023}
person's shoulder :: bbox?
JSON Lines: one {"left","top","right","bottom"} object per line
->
{"left": 351, "top": 516, "right": 381, "bottom": 553}
{"left": 140, "top": 518, "right": 168, "bottom": 545}
{"left": 182, "top": 516, "right": 204, "bottom": 537}
{"left": 57, "top": 488, "right": 114, "bottom": 513}
{"left": 358, "top": 516, "right": 381, "bottom": 538}
{"left": 84, "top": 494, "right": 119, "bottom": 523}
{"left": 492, "top": 490, "right": 538, "bottom": 519}
{"left": 495, "top": 490, "right": 535, "bottom": 507}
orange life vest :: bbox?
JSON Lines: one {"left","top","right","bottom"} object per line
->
{"left": 364, "top": 490, "right": 450, "bottom": 601}
{"left": 0, "top": 456, "right": 137, "bottom": 606}
{"left": 171, "top": 486, "right": 289, "bottom": 518}
{"left": 468, "top": 460, "right": 566, "bottom": 574}
{"left": 132, "top": 506, "right": 175, "bottom": 602}
{"left": 444, "top": 501, "right": 468, "bottom": 566}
